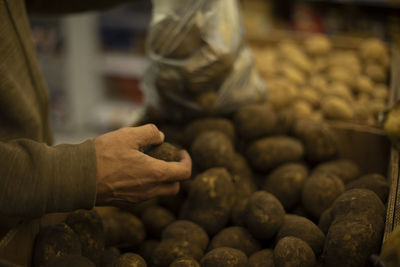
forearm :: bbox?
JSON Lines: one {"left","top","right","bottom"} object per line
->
{"left": 26, "top": 0, "right": 134, "bottom": 15}
{"left": 0, "top": 139, "right": 97, "bottom": 219}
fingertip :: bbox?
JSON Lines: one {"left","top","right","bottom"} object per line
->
{"left": 159, "top": 131, "right": 165, "bottom": 142}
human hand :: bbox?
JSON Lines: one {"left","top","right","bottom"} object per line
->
{"left": 93, "top": 124, "right": 192, "bottom": 207}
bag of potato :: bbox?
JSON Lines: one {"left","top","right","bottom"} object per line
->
{"left": 142, "top": 0, "right": 265, "bottom": 119}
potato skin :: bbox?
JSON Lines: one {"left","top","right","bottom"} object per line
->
{"left": 276, "top": 214, "right": 325, "bottom": 256}
{"left": 141, "top": 206, "right": 176, "bottom": 239}
{"left": 95, "top": 207, "right": 146, "bottom": 248}
{"left": 233, "top": 104, "right": 277, "bottom": 140}
{"left": 146, "top": 142, "right": 181, "bottom": 162}
{"left": 184, "top": 118, "right": 235, "bottom": 145}
{"left": 301, "top": 173, "right": 345, "bottom": 220}
{"left": 274, "top": 236, "right": 316, "bottom": 267}
{"left": 329, "top": 188, "right": 385, "bottom": 222}
{"left": 170, "top": 257, "right": 200, "bottom": 267}
{"left": 33, "top": 223, "right": 82, "bottom": 267}
{"left": 191, "top": 131, "right": 235, "bottom": 171}
{"left": 249, "top": 249, "right": 275, "bottom": 267}
{"left": 292, "top": 120, "right": 338, "bottom": 164}
{"left": 65, "top": 210, "right": 105, "bottom": 266}
{"left": 345, "top": 174, "right": 389, "bottom": 202}
{"left": 162, "top": 220, "right": 209, "bottom": 251}
{"left": 180, "top": 168, "right": 235, "bottom": 235}
{"left": 244, "top": 191, "right": 285, "bottom": 240}
{"left": 113, "top": 253, "right": 146, "bottom": 267}
{"left": 42, "top": 255, "right": 95, "bottom": 267}
{"left": 208, "top": 226, "right": 261, "bottom": 256}
{"left": 312, "top": 159, "right": 360, "bottom": 184}
{"left": 152, "top": 239, "right": 204, "bottom": 267}
{"left": 247, "top": 136, "right": 304, "bottom": 172}
{"left": 200, "top": 247, "right": 248, "bottom": 267}
{"left": 322, "top": 216, "right": 384, "bottom": 267}
{"left": 263, "top": 163, "right": 309, "bottom": 210}
{"left": 101, "top": 247, "right": 120, "bottom": 267}
{"left": 138, "top": 240, "right": 159, "bottom": 264}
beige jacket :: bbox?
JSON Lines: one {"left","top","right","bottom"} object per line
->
{"left": 0, "top": 0, "right": 130, "bottom": 265}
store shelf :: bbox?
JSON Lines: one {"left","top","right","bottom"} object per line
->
{"left": 102, "top": 52, "right": 149, "bottom": 78}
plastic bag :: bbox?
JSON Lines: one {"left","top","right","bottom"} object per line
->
{"left": 142, "top": 0, "right": 266, "bottom": 119}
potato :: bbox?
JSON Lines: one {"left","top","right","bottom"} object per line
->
{"left": 208, "top": 226, "right": 261, "bottom": 256}
{"left": 200, "top": 247, "right": 248, "bottom": 267}
{"left": 248, "top": 249, "right": 274, "bottom": 267}
{"left": 360, "top": 38, "right": 389, "bottom": 64}
{"left": 183, "top": 118, "right": 235, "bottom": 145}
{"left": 231, "top": 198, "right": 249, "bottom": 227}
{"left": 276, "top": 214, "right": 325, "bottom": 256}
{"left": 354, "top": 75, "right": 374, "bottom": 94}
{"left": 33, "top": 223, "right": 82, "bottom": 267}
{"left": 373, "top": 84, "right": 389, "bottom": 100}
{"left": 146, "top": 142, "right": 181, "bottom": 162}
{"left": 365, "top": 63, "right": 387, "bottom": 83}
{"left": 195, "top": 91, "right": 217, "bottom": 113}
{"left": 158, "top": 193, "right": 185, "bottom": 217}
{"left": 184, "top": 47, "right": 234, "bottom": 93}
{"left": 353, "top": 103, "right": 372, "bottom": 122}
{"left": 152, "top": 239, "right": 204, "bottom": 267}
{"left": 113, "top": 253, "right": 146, "bottom": 267}
{"left": 312, "top": 159, "right": 360, "bottom": 184}
{"left": 229, "top": 157, "right": 257, "bottom": 200}
{"left": 269, "top": 109, "right": 295, "bottom": 135}
{"left": 304, "top": 35, "right": 332, "bottom": 56}
{"left": 321, "top": 96, "right": 354, "bottom": 121}
{"left": 155, "top": 65, "right": 184, "bottom": 97}
{"left": 310, "top": 75, "right": 328, "bottom": 94}
{"left": 329, "top": 188, "right": 385, "bottom": 223}
{"left": 345, "top": 173, "right": 389, "bottom": 202}
{"left": 312, "top": 56, "right": 328, "bottom": 73}
{"left": 244, "top": 191, "right": 285, "bottom": 240}
{"left": 370, "top": 100, "right": 386, "bottom": 116}
{"left": 150, "top": 17, "right": 204, "bottom": 59}
{"left": 138, "top": 240, "right": 159, "bottom": 264}
{"left": 298, "top": 88, "right": 320, "bottom": 108}
{"left": 279, "top": 63, "right": 306, "bottom": 86}
{"left": 292, "top": 100, "right": 313, "bottom": 119}
{"left": 170, "top": 257, "right": 200, "bottom": 267}
{"left": 247, "top": 136, "right": 304, "bottom": 172}
{"left": 101, "top": 247, "right": 120, "bottom": 267}
{"left": 292, "top": 120, "right": 338, "bottom": 163}
{"left": 190, "top": 131, "right": 235, "bottom": 171}
{"left": 326, "top": 82, "right": 353, "bottom": 104}
{"left": 43, "top": 255, "right": 95, "bottom": 267}
{"left": 233, "top": 104, "right": 277, "bottom": 140}
{"left": 95, "top": 207, "right": 146, "bottom": 248}
{"left": 328, "top": 67, "right": 353, "bottom": 87}
{"left": 263, "top": 163, "right": 309, "bottom": 210}
{"left": 65, "top": 210, "right": 105, "bottom": 266}
{"left": 322, "top": 216, "right": 384, "bottom": 267}
{"left": 141, "top": 206, "right": 176, "bottom": 239}
{"left": 162, "top": 220, "right": 209, "bottom": 251}
{"left": 318, "top": 208, "right": 334, "bottom": 234}
{"left": 274, "top": 236, "right": 316, "bottom": 267}
{"left": 180, "top": 168, "right": 235, "bottom": 235}
{"left": 301, "top": 173, "right": 345, "bottom": 220}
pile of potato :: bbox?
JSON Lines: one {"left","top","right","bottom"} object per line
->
{"left": 252, "top": 36, "right": 391, "bottom": 126}
{"left": 32, "top": 104, "right": 391, "bottom": 267}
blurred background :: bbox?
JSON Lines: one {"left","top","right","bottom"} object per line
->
{"left": 29, "top": 0, "right": 400, "bottom": 144}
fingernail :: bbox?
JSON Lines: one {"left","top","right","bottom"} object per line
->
{"left": 160, "top": 131, "right": 165, "bottom": 141}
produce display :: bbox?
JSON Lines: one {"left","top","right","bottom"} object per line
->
{"left": 252, "top": 36, "right": 391, "bottom": 126}
{"left": 31, "top": 102, "right": 391, "bottom": 266}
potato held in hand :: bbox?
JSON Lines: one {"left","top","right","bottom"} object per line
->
{"left": 247, "top": 136, "right": 304, "bottom": 172}
{"left": 146, "top": 142, "right": 181, "bottom": 162}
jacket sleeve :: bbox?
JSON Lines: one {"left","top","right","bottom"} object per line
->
{"left": 25, "top": 0, "right": 135, "bottom": 14}
{"left": 0, "top": 139, "right": 97, "bottom": 219}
